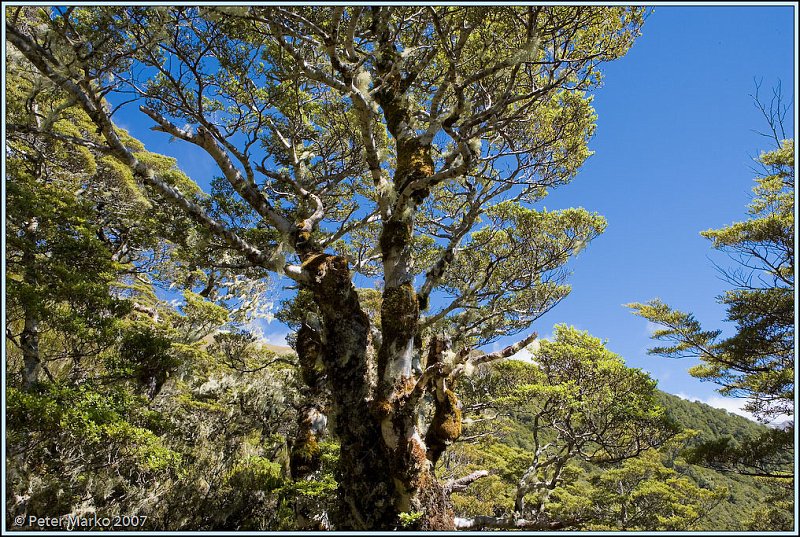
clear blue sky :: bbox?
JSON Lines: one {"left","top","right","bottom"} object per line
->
{"left": 111, "top": 5, "right": 796, "bottom": 420}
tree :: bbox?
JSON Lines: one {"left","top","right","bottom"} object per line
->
{"left": 629, "top": 137, "right": 792, "bottom": 423}
{"left": 5, "top": 33, "right": 272, "bottom": 393}
{"left": 628, "top": 93, "right": 794, "bottom": 489}
{"left": 5, "top": 26, "right": 307, "bottom": 529}
{"left": 550, "top": 448, "right": 726, "bottom": 531}
{"left": 449, "top": 325, "right": 678, "bottom": 529}
{"left": 6, "top": 6, "right": 646, "bottom": 529}
{"left": 5, "top": 41, "right": 132, "bottom": 389}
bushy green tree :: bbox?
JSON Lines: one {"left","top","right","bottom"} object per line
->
{"left": 629, "top": 134, "right": 793, "bottom": 424}
{"left": 628, "top": 107, "right": 794, "bottom": 528}
{"left": 447, "top": 325, "right": 682, "bottom": 529}
{"left": 5, "top": 21, "right": 308, "bottom": 529}
{"left": 551, "top": 449, "right": 727, "bottom": 530}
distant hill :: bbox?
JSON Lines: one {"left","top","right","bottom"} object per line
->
{"left": 653, "top": 390, "right": 779, "bottom": 530}
{"left": 199, "top": 332, "right": 293, "bottom": 356}
{"left": 261, "top": 342, "right": 293, "bottom": 355}
{"left": 656, "top": 390, "right": 766, "bottom": 442}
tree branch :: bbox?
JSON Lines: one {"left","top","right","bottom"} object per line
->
{"left": 139, "top": 106, "right": 293, "bottom": 236}
{"left": 444, "top": 470, "right": 489, "bottom": 493}
{"left": 454, "top": 515, "right": 578, "bottom": 530}
{"left": 7, "top": 123, "right": 115, "bottom": 154}
{"left": 450, "top": 332, "right": 538, "bottom": 380}
{"left": 6, "top": 23, "right": 298, "bottom": 280}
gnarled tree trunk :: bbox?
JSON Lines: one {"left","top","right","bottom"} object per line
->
{"left": 297, "top": 251, "right": 392, "bottom": 528}
{"left": 299, "top": 240, "right": 457, "bottom": 529}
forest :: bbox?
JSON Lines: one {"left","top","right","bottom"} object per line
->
{"left": 3, "top": 5, "right": 795, "bottom": 532}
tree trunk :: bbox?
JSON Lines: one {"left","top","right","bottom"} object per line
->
{"left": 298, "top": 252, "right": 391, "bottom": 528}
{"left": 21, "top": 310, "right": 41, "bottom": 390}
{"left": 299, "top": 251, "right": 455, "bottom": 530}
{"left": 21, "top": 218, "right": 41, "bottom": 390}
{"left": 371, "top": 138, "right": 457, "bottom": 528}
{"left": 290, "top": 321, "right": 327, "bottom": 481}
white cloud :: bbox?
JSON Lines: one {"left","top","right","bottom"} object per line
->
{"left": 674, "top": 393, "right": 754, "bottom": 420}
{"left": 243, "top": 319, "right": 266, "bottom": 341}
{"left": 264, "top": 330, "right": 289, "bottom": 348}
{"left": 509, "top": 336, "right": 548, "bottom": 364}
{"left": 646, "top": 321, "right": 662, "bottom": 336}
{"left": 510, "top": 347, "right": 534, "bottom": 363}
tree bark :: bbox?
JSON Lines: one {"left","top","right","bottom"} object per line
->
{"left": 21, "top": 311, "right": 41, "bottom": 390}
{"left": 21, "top": 219, "right": 41, "bottom": 391}
{"left": 297, "top": 252, "right": 393, "bottom": 528}
{"left": 290, "top": 321, "right": 327, "bottom": 480}
{"left": 299, "top": 249, "right": 456, "bottom": 529}
{"left": 369, "top": 136, "right": 457, "bottom": 528}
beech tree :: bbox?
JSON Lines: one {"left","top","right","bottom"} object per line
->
{"left": 6, "top": 5, "right": 646, "bottom": 529}
{"left": 551, "top": 449, "right": 726, "bottom": 530}
{"left": 629, "top": 135, "right": 794, "bottom": 424}
{"left": 449, "top": 325, "right": 679, "bottom": 529}
{"left": 5, "top": 37, "right": 312, "bottom": 529}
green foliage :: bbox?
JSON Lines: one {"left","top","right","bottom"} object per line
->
{"left": 441, "top": 208, "right": 607, "bottom": 346}
{"left": 448, "top": 373, "right": 786, "bottom": 531}
{"left": 651, "top": 391, "right": 791, "bottom": 529}
{"left": 627, "top": 136, "right": 794, "bottom": 513}
{"left": 555, "top": 449, "right": 727, "bottom": 530}
{"left": 743, "top": 478, "right": 794, "bottom": 531}
{"left": 174, "top": 290, "right": 230, "bottom": 344}
{"left": 398, "top": 510, "right": 425, "bottom": 527}
{"left": 7, "top": 383, "right": 183, "bottom": 518}
{"left": 4, "top": 28, "right": 307, "bottom": 529}
{"left": 6, "top": 344, "right": 311, "bottom": 530}
{"left": 7, "top": 5, "right": 791, "bottom": 531}
{"left": 683, "top": 427, "right": 793, "bottom": 478}
{"left": 501, "top": 325, "right": 677, "bottom": 462}
{"left": 228, "top": 457, "right": 285, "bottom": 494}
{"left": 114, "top": 324, "right": 179, "bottom": 396}
{"left": 447, "top": 325, "right": 681, "bottom": 528}
{"left": 447, "top": 442, "right": 531, "bottom": 518}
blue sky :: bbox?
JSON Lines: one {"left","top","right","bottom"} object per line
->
{"left": 506, "top": 5, "right": 796, "bottom": 420}
{"left": 110, "top": 5, "right": 796, "bottom": 421}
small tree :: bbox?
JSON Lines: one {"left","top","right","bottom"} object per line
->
{"left": 450, "top": 325, "right": 678, "bottom": 529}
{"left": 550, "top": 449, "right": 726, "bottom": 531}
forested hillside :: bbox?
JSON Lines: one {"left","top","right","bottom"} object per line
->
{"left": 655, "top": 392, "right": 786, "bottom": 530}
{"left": 439, "top": 353, "right": 789, "bottom": 531}
{"left": 4, "top": 5, "right": 794, "bottom": 532}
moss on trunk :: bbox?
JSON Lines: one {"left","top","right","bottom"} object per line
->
{"left": 425, "top": 389, "right": 463, "bottom": 465}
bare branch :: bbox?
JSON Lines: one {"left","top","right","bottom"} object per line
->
{"left": 444, "top": 470, "right": 489, "bottom": 494}
{"left": 139, "top": 106, "right": 293, "bottom": 236}
{"left": 451, "top": 332, "right": 538, "bottom": 381}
